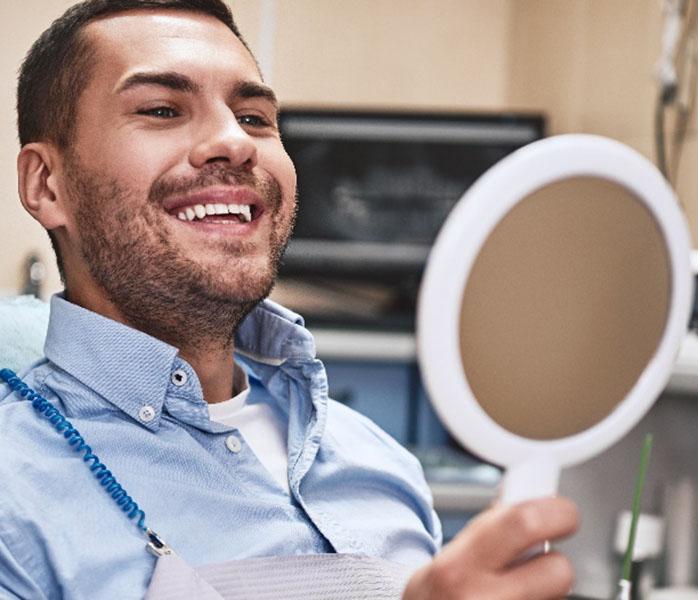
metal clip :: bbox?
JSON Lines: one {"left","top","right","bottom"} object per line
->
{"left": 614, "top": 578, "right": 631, "bottom": 600}
{"left": 145, "top": 528, "right": 174, "bottom": 558}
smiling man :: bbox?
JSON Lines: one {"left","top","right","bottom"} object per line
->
{"left": 0, "top": 1, "right": 578, "bottom": 598}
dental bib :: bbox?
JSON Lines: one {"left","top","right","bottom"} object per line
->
{"left": 145, "top": 552, "right": 414, "bottom": 600}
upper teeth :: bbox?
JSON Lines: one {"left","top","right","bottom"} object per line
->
{"left": 177, "top": 204, "right": 252, "bottom": 223}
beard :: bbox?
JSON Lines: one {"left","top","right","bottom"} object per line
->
{"left": 63, "top": 153, "right": 296, "bottom": 353}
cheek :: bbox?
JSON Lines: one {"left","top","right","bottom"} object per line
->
{"left": 84, "top": 132, "right": 184, "bottom": 192}
{"left": 263, "top": 143, "right": 297, "bottom": 203}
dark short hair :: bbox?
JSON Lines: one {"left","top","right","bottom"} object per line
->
{"left": 18, "top": 0, "right": 250, "bottom": 148}
{"left": 17, "top": 0, "right": 251, "bottom": 282}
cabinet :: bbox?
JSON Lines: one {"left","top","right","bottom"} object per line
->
{"left": 324, "top": 360, "right": 414, "bottom": 444}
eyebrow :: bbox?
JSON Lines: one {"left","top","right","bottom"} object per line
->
{"left": 116, "top": 71, "right": 200, "bottom": 94}
{"left": 116, "top": 71, "right": 279, "bottom": 109}
{"left": 234, "top": 80, "right": 279, "bottom": 110}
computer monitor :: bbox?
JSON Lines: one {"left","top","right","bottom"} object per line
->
{"left": 274, "top": 109, "right": 546, "bottom": 331}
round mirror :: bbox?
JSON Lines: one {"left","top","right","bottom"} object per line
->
{"left": 418, "top": 135, "right": 693, "bottom": 505}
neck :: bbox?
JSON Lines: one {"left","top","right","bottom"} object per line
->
{"left": 178, "top": 342, "right": 236, "bottom": 404}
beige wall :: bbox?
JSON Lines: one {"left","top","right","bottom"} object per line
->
{"left": 270, "top": 0, "right": 512, "bottom": 110}
{"left": 508, "top": 0, "right": 698, "bottom": 243}
{"left": 0, "top": 0, "right": 75, "bottom": 297}
{"left": 0, "top": 1, "right": 694, "bottom": 296}
{"left": 509, "top": 1, "right": 662, "bottom": 139}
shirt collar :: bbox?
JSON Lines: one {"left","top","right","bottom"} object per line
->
{"left": 43, "top": 295, "right": 317, "bottom": 429}
{"left": 44, "top": 295, "right": 183, "bottom": 430}
{"left": 234, "top": 299, "right": 316, "bottom": 364}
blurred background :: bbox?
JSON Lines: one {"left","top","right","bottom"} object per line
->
{"left": 3, "top": 1, "right": 698, "bottom": 297}
{"left": 3, "top": 2, "right": 698, "bottom": 598}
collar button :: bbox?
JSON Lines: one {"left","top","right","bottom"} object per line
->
{"left": 225, "top": 434, "right": 242, "bottom": 454}
{"left": 138, "top": 405, "right": 156, "bottom": 423}
{"left": 171, "top": 369, "right": 188, "bottom": 387}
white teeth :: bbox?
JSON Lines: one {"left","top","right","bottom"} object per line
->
{"left": 176, "top": 202, "right": 253, "bottom": 223}
{"left": 194, "top": 204, "right": 206, "bottom": 219}
{"left": 226, "top": 204, "right": 252, "bottom": 222}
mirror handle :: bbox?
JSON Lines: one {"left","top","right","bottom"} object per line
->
{"left": 501, "top": 457, "right": 560, "bottom": 562}
{"left": 501, "top": 456, "right": 560, "bottom": 505}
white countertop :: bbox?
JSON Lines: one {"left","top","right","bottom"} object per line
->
{"left": 667, "top": 329, "right": 698, "bottom": 393}
{"left": 311, "top": 328, "right": 417, "bottom": 362}
{"left": 428, "top": 482, "right": 497, "bottom": 512}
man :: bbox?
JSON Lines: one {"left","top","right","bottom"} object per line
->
{"left": 0, "top": 0, "right": 578, "bottom": 598}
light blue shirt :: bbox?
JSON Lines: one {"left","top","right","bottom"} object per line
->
{"left": 0, "top": 295, "right": 441, "bottom": 599}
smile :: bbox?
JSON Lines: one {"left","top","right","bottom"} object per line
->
{"left": 164, "top": 186, "right": 264, "bottom": 227}
{"left": 176, "top": 203, "right": 253, "bottom": 223}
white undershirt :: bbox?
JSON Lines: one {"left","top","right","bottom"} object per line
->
{"left": 207, "top": 366, "right": 290, "bottom": 494}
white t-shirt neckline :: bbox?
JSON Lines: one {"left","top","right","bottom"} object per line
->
{"left": 207, "top": 363, "right": 290, "bottom": 494}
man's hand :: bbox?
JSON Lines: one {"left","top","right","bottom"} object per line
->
{"left": 403, "top": 496, "right": 579, "bottom": 600}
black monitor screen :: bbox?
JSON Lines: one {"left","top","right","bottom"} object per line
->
{"left": 275, "top": 110, "right": 545, "bottom": 330}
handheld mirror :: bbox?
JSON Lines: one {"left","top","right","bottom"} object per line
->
{"left": 417, "top": 134, "right": 693, "bottom": 505}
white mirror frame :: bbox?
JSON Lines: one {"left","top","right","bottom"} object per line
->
{"left": 417, "top": 134, "right": 693, "bottom": 504}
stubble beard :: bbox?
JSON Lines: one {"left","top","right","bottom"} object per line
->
{"left": 64, "top": 154, "right": 296, "bottom": 354}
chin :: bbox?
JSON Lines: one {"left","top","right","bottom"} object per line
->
{"left": 202, "top": 260, "right": 277, "bottom": 303}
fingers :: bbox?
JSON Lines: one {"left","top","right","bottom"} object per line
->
{"left": 505, "top": 551, "right": 575, "bottom": 600}
{"left": 450, "top": 496, "right": 580, "bottom": 570}
{"left": 402, "top": 549, "right": 575, "bottom": 600}
{"left": 402, "top": 497, "right": 579, "bottom": 600}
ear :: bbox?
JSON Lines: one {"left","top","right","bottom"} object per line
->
{"left": 17, "top": 142, "right": 69, "bottom": 230}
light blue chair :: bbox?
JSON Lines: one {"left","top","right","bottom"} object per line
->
{"left": 0, "top": 295, "right": 51, "bottom": 373}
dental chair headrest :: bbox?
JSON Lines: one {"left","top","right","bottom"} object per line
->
{"left": 0, "top": 295, "right": 50, "bottom": 373}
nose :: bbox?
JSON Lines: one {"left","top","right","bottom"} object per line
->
{"left": 189, "top": 108, "right": 258, "bottom": 170}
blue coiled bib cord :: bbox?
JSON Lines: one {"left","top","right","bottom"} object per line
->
{"left": 0, "top": 368, "right": 170, "bottom": 554}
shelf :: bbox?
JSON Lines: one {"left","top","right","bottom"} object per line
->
{"left": 313, "top": 327, "right": 698, "bottom": 397}
{"left": 428, "top": 482, "right": 497, "bottom": 512}
{"left": 312, "top": 328, "right": 416, "bottom": 362}
{"left": 667, "top": 330, "right": 698, "bottom": 394}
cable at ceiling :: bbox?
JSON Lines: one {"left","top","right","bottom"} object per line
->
{"left": 655, "top": 0, "right": 698, "bottom": 189}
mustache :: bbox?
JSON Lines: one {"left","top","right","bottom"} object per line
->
{"left": 148, "top": 164, "right": 271, "bottom": 204}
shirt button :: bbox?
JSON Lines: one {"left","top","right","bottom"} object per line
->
{"left": 171, "top": 369, "right": 188, "bottom": 387}
{"left": 225, "top": 435, "right": 242, "bottom": 453}
{"left": 138, "top": 405, "right": 156, "bottom": 423}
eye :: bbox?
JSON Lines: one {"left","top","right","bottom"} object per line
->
{"left": 238, "top": 113, "right": 271, "bottom": 128}
{"left": 138, "top": 106, "right": 179, "bottom": 119}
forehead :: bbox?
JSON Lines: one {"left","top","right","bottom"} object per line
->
{"left": 83, "top": 9, "right": 261, "bottom": 85}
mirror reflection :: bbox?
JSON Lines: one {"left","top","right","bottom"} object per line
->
{"left": 459, "top": 176, "right": 671, "bottom": 439}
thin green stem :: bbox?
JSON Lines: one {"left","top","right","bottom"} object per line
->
{"left": 621, "top": 433, "right": 654, "bottom": 581}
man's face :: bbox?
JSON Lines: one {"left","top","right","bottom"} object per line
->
{"left": 58, "top": 10, "right": 296, "bottom": 331}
